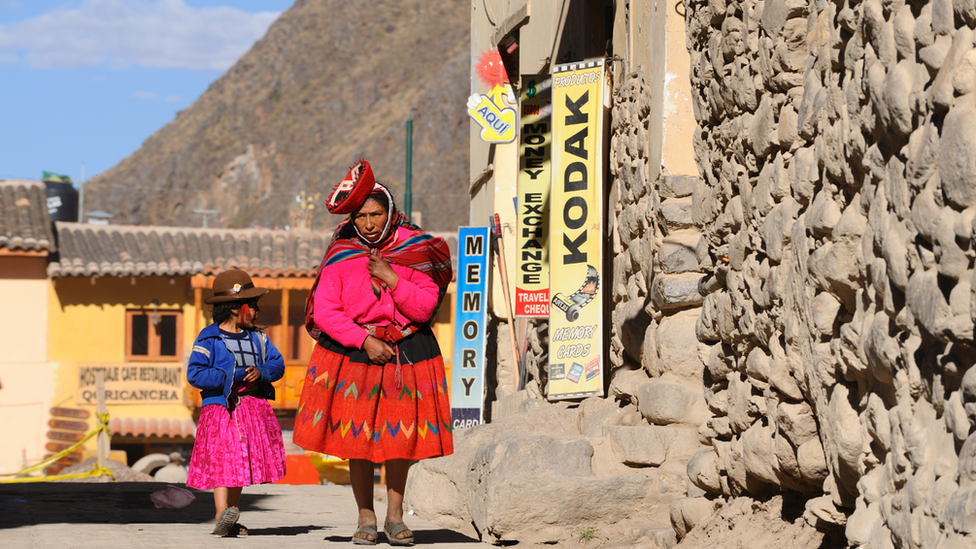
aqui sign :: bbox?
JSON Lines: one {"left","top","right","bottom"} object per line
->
{"left": 467, "top": 85, "right": 518, "bottom": 143}
{"left": 547, "top": 59, "right": 608, "bottom": 401}
{"left": 516, "top": 74, "right": 552, "bottom": 317}
{"left": 450, "top": 227, "right": 491, "bottom": 429}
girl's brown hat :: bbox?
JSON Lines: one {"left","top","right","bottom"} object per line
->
{"left": 204, "top": 269, "right": 269, "bottom": 304}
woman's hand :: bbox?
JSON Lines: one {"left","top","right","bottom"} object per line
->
{"left": 362, "top": 335, "right": 395, "bottom": 364}
{"left": 367, "top": 250, "right": 399, "bottom": 289}
{"left": 243, "top": 366, "right": 261, "bottom": 383}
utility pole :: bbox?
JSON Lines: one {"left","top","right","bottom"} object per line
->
{"left": 78, "top": 162, "right": 85, "bottom": 223}
{"left": 405, "top": 119, "right": 413, "bottom": 217}
{"left": 95, "top": 371, "right": 109, "bottom": 470}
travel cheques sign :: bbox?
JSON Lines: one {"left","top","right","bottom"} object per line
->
{"left": 516, "top": 74, "right": 552, "bottom": 317}
{"left": 450, "top": 227, "right": 490, "bottom": 429}
{"left": 548, "top": 59, "right": 607, "bottom": 401}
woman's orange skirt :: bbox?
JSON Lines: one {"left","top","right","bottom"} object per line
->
{"left": 292, "top": 326, "right": 454, "bottom": 463}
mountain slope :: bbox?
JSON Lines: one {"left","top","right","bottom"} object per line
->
{"left": 85, "top": 0, "right": 471, "bottom": 232}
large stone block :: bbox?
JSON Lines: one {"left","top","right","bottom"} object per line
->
{"left": 579, "top": 396, "right": 639, "bottom": 437}
{"left": 883, "top": 60, "right": 915, "bottom": 136}
{"left": 669, "top": 497, "right": 716, "bottom": 540}
{"left": 637, "top": 375, "right": 711, "bottom": 426}
{"left": 939, "top": 104, "right": 976, "bottom": 208}
{"left": 652, "top": 273, "right": 705, "bottom": 311}
{"left": 465, "top": 433, "right": 596, "bottom": 536}
{"left": 608, "top": 424, "right": 702, "bottom": 467}
{"left": 609, "top": 367, "right": 651, "bottom": 405}
{"left": 660, "top": 175, "right": 701, "bottom": 199}
{"left": 615, "top": 297, "right": 652, "bottom": 364}
{"left": 727, "top": 374, "right": 760, "bottom": 433}
{"left": 659, "top": 197, "right": 696, "bottom": 232}
{"left": 776, "top": 401, "right": 819, "bottom": 447}
{"left": 686, "top": 446, "right": 722, "bottom": 494}
{"left": 405, "top": 404, "right": 581, "bottom": 530}
{"left": 762, "top": 198, "right": 800, "bottom": 264}
{"left": 826, "top": 384, "right": 864, "bottom": 505}
{"left": 618, "top": 205, "right": 641, "bottom": 248}
{"left": 473, "top": 473, "right": 677, "bottom": 545}
{"left": 906, "top": 268, "right": 952, "bottom": 338}
{"left": 659, "top": 230, "right": 703, "bottom": 273}
{"left": 740, "top": 422, "right": 778, "bottom": 486}
{"left": 657, "top": 309, "right": 707, "bottom": 380}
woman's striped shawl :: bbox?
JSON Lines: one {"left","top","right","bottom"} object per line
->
{"left": 305, "top": 212, "right": 453, "bottom": 340}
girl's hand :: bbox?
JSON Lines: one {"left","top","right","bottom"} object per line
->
{"left": 362, "top": 335, "right": 394, "bottom": 364}
{"left": 243, "top": 366, "right": 261, "bottom": 383}
{"left": 367, "top": 250, "right": 399, "bottom": 289}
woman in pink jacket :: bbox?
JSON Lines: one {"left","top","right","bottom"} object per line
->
{"left": 293, "top": 160, "right": 453, "bottom": 546}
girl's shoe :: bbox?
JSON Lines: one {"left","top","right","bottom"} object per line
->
{"left": 212, "top": 508, "right": 240, "bottom": 536}
{"left": 352, "top": 523, "right": 378, "bottom": 545}
{"left": 384, "top": 521, "right": 414, "bottom": 546}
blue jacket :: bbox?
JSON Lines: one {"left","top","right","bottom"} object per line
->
{"left": 187, "top": 323, "right": 285, "bottom": 408}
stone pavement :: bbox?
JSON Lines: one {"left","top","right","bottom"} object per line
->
{"left": 0, "top": 482, "right": 493, "bottom": 548}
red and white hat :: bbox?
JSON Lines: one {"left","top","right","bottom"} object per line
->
{"left": 326, "top": 159, "right": 376, "bottom": 215}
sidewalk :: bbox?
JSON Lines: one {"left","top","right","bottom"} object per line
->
{"left": 0, "top": 482, "right": 492, "bottom": 548}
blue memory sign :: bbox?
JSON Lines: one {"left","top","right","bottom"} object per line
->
{"left": 450, "top": 226, "right": 490, "bottom": 430}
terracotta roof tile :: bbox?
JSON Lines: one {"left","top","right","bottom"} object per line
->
{"left": 48, "top": 222, "right": 459, "bottom": 280}
{"left": 0, "top": 181, "right": 56, "bottom": 252}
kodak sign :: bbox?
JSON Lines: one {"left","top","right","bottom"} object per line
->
{"left": 548, "top": 59, "right": 607, "bottom": 401}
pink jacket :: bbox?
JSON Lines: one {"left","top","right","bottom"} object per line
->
{"left": 313, "top": 228, "right": 441, "bottom": 350}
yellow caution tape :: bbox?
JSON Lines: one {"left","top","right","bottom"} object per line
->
{"left": 0, "top": 413, "right": 115, "bottom": 483}
{"left": 306, "top": 451, "right": 348, "bottom": 468}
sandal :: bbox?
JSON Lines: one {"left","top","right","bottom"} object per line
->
{"left": 352, "top": 523, "right": 378, "bottom": 546}
{"left": 384, "top": 521, "right": 414, "bottom": 546}
{"left": 212, "top": 507, "right": 240, "bottom": 537}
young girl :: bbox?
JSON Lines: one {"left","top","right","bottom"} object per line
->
{"left": 186, "top": 269, "right": 287, "bottom": 537}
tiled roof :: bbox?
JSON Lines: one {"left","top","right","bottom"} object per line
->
{"left": 0, "top": 180, "right": 56, "bottom": 253}
{"left": 48, "top": 222, "right": 459, "bottom": 279}
{"left": 49, "top": 223, "right": 331, "bottom": 278}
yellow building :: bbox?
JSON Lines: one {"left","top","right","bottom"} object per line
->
{"left": 1, "top": 193, "right": 458, "bottom": 476}
{"left": 0, "top": 181, "right": 57, "bottom": 475}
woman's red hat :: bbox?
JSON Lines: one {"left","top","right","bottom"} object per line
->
{"left": 326, "top": 159, "right": 376, "bottom": 215}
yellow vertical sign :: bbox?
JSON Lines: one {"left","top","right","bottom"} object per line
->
{"left": 516, "top": 74, "right": 552, "bottom": 317}
{"left": 548, "top": 59, "right": 607, "bottom": 401}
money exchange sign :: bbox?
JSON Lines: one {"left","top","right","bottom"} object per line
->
{"left": 516, "top": 74, "right": 552, "bottom": 317}
{"left": 547, "top": 59, "right": 607, "bottom": 401}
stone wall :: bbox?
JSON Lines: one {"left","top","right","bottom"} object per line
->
{"left": 682, "top": 0, "right": 976, "bottom": 544}
{"left": 609, "top": 70, "right": 713, "bottom": 434}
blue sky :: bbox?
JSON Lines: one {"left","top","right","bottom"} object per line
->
{"left": 0, "top": 0, "right": 293, "bottom": 182}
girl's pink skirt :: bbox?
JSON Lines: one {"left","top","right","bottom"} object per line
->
{"left": 186, "top": 396, "right": 286, "bottom": 490}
